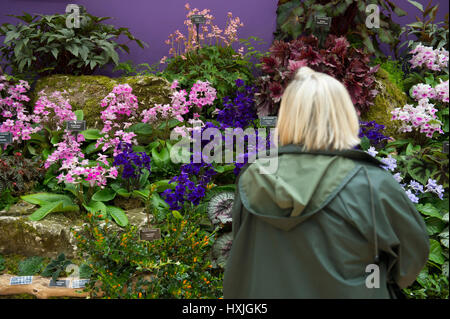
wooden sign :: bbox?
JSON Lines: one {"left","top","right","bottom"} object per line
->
{"left": 260, "top": 116, "right": 278, "bottom": 127}
{"left": 66, "top": 120, "right": 86, "bottom": 131}
{"left": 49, "top": 279, "right": 70, "bottom": 288}
{"left": 314, "top": 16, "right": 332, "bottom": 27}
{"left": 190, "top": 14, "right": 206, "bottom": 25}
{"left": 9, "top": 276, "right": 33, "bottom": 285}
{"left": 0, "top": 132, "right": 12, "bottom": 144}
{"left": 72, "top": 279, "right": 90, "bottom": 289}
{"left": 140, "top": 228, "right": 161, "bottom": 241}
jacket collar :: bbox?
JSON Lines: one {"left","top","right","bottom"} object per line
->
{"left": 276, "top": 144, "right": 384, "bottom": 167}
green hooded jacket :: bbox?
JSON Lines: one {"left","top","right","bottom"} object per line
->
{"left": 223, "top": 144, "right": 429, "bottom": 299}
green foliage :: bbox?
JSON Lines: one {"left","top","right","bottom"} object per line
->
{"left": 73, "top": 209, "right": 223, "bottom": 298}
{"left": 41, "top": 253, "right": 72, "bottom": 281}
{"left": 382, "top": 139, "right": 448, "bottom": 299}
{"left": 18, "top": 256, "right": 45, "bottom": 276}
{"left": 372, "top": 57, "right": 405, "bottom": 91}
{"left": 113, "top": 60, "right": 161, "bottom": 77}
{"left": 0, "top": 10, "right": 146, "bottom": 79}
{"left": 274, "top": 0, "right": 406, "bottom": 57}
{"left": 162, "top": 45, "right": 254, "bottom": 113}
{"left": 399, "top": 0, "right": 449, "bottom": 52}
{"left": 0, "top": 254, "right": 5, "bottom": 273}
{"left": 0, "top": 188, "right": 18, "bottom": 211}
{"left": 21, "top": 192, "right": 79, "bottom": 221}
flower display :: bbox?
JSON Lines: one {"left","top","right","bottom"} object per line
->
{"left": 409, "top": 44, "right": 449, "bottom": 72}
{"left": 391, "top": 99, "right": 443, "bottom": 138}
{"left": 113, "top": 142, "right": 151, "bottom": 181}
{"left": 0, "top": 76, "right": 39, "bottom": 143}
{"left": 163, "top": 3, "right": 244, "bottom": 58}
{"left": 216, "top": 79, "right": 257, "bottom": 129}
{"left": 96, "top": 84, "right": 139, "bottom": 155}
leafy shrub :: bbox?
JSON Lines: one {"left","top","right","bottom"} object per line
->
{"left": 399, "top": 0, "right": 449, "bottom": 52}
{"left": 162, "top": 45, "right": 254, "bottom": 112}
{"left": 274, "top": 0, "right": 406, "bottom": 57}
{"left": 0, "top": 152, "right": 45, "bottom": 196}
{"left": 256, "top": 34, "right": 379, "bottom": 116}
{"left": 0, "top": 10, "right": 146, "bottom": 78}
{"left": 73, "top": 210, "right": 223, "bottom": 299}
{"left": 18, "top": 256, "right": 45, "bottom": 276}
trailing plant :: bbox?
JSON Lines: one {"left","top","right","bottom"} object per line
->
{"left": 73, "top": 209, "right": 223, "bottom": 299}
{"left": 274, "top": 0, "right": 406, "bottom": 57}
{"left": 0, "top": 10, "right": 146, "bottom": 79}
{"left": 399, "top": 0, "right": 449, "bottom": 52}
{"left": 256, "top": 34, "right": 379, "bottom": 116}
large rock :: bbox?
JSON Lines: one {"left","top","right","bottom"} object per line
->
{"left": 361, "top": 67, "right": 408, "bottom": 139}
{"left": 32, "top": 75, "right": 172, "bottom": 128}
{"left": 0, "top": 201, "right": 151, "bottom": 259}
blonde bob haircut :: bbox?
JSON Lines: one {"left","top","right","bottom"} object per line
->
{"left": 276, "top": 66, "right": 360, "bottom": 151}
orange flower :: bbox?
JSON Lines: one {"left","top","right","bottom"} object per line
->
{"left": 138, "top": 292, "right": 142, "bottom": 298}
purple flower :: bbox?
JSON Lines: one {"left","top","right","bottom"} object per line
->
{"left": 409, "top": 180, "right": 424, "bottom": 193}
{"left": 113, "top": 142, "right": 151, "bottom": 181}
{"left": 405, "top": 189, "right": 420, "bottom": 203}
{"left": 380, "top": 155, "right": 397, "bottom": 171}
{"left": 426, "top": 178, "right": 445, "bottom": 199}
{"left": 393, "top": 173, "right": 403, "bottom": 183}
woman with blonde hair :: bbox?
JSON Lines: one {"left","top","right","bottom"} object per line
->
{"left": 223, "top": 67, "right": 429, "bottom": 298}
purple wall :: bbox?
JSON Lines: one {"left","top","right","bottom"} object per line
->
{"left": 0, "top": 0, "right": 448, "bottom": 74}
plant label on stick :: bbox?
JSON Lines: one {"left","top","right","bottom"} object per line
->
{"left": 49, "top": 279, "right": 70, "bottom": 288}
{"left": 190, "top": 14, "right": 206, "bottom": 25}
{"left": 443, "top": 141, "right": 449, "bottom": 154}
{"left": 66, "top": 120, "right": 86, "bottom": 132}
{"left": 314, "top": 16, "right": 332, "bottom": 27}
{"left": 0, "top": 132, "right": 12, "bottom": 144}
{"left": 9, "top": 276, "right": 33, "bottom": 285}
{"left": 260, "top": 116, "right": 278, "bottom": 127}
{"left": 140, "top": 228, "right": 161, "bottom": 241}
{"left": 72, "top": 279, "right": 89, "bottom": 289}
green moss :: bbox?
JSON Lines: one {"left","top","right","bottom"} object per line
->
{"left": 32, "top": 74, "right": 171, "bottom": 128}
{"left": 362, "top": 67, "right": 408, "bottom": 139}
{"left": 373, "top": 58, "right": 405, "bottom": 91}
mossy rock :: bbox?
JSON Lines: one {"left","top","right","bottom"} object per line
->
{"left": 361, "top": 67, "right": 408, "bottom": 139}
{"left": 32, "top": 74, "right": 172, "bottom": 128}
{"left": 0, "top": 201, "right": 151, "bottom": 258}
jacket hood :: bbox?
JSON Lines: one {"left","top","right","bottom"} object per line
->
{"left": 237, "top": 144, "right": 383, "bottom": 231}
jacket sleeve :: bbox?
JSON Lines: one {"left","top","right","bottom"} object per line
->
{"left": 231, "top": 184, "right": 243, "bottom": 240}
{"left": 376, "top": 175, "right": 430, "bottom": 289}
